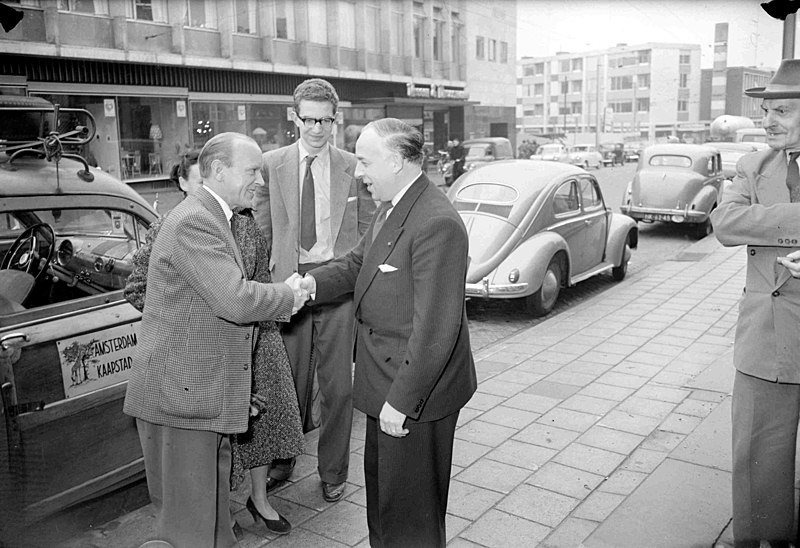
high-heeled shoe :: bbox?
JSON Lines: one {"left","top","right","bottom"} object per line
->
{"left": 246, "top": 496, "right": 291, "bottom": 535}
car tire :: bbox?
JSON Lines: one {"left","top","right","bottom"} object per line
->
{"left": 525, "top": 256, "right": 562, "bottom": 317}
{"left": 692, "top": 218, "right": 713, "bottom": 240}
{"left": 612, "top": 235, "right": 631, "bottom": 281}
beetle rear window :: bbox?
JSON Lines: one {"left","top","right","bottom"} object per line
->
{"left": 648, "top": 155, "right": 692, "bottom": 168}
{"left": 456, "top": 183, "right": 518, "bottom": 203}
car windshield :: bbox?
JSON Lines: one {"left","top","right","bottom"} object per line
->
{"left": 456, "top": 183, "right": 518, "bottom": 203}
{"left": 539, "top": 145, "right": 562, "bottom": 154}
{"left": 465, "top": 143, "right": 492, "bottom": 159}
{"left": 570, "top": 146, "right": 591, "bottom": 153}
{"left": 648, "top": 155, "right": 692, "bottom": 168}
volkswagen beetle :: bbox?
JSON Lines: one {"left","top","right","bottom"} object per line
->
{"left": 448, "top": 160, "right": 637, "bottom": 317}
{"left": 620, "top": 144, "right": 724, "bottom": 239}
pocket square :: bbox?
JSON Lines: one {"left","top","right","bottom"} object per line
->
{"left": 378, "top": 264, "right": 398, "bottom": 273}
{"left": 347, "top": 196, "right": 358, "bottom": 202}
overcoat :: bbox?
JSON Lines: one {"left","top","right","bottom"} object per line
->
{"left": 710, "top": 148, "right": 800, "bottom": 382}
{"left": 123, "top": 187, "right": 294, "bottom": 434}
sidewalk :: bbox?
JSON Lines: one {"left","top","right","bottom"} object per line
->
{"left": 55, "top": 235, "right": 745, "bottom": 548}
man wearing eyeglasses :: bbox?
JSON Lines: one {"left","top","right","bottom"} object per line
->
{"left": 253, "top": 78, "right": 375, "bottom": 503}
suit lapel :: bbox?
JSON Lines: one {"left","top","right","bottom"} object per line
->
{"left": 354, "top": 175, "right": 429, "bottom": 309}
{"left": 329, "top": 146, "right": 351, "bottom": 242}
{"left": 276, "top": 143, "right": 300, "bottom": 239}
{"left": 755, "top": 150, "right": 789, "bottom": 205}
{"left": 195, "top": 187, "right": 245, "bottom": 275}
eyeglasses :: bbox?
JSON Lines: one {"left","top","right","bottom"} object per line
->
{"left": 296, "top": 115, "right": 336, "bottom": 130}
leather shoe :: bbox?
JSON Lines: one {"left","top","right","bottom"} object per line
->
{"left": 265, "top": 476, "right": 286, "bottom": 494}
{"left": 322, "top": 481, "right": 346, "bottom": 502}
{"left": 246, "top": 497, "right": 291, "bottom": 535}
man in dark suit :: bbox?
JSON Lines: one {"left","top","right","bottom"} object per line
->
{"left": 253, "top": 78, "right": 374, "bottom": 502}
{"left": 124, "top": 132, "right": 306, "bottom": 548}
{"left": 301, "top": 118, "right": 477, "bottom": 547}
{"left": 711, "top": 59, "right": 800, "bottom": 547}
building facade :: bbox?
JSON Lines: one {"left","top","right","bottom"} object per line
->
{"left": 1, "top": 0, "right": 516, "bottom": 200}
{"left": 517, "top": 42, "right": 702, "bottom": 145}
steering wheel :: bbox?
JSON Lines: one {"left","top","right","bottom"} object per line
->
{"left": 1, "top": 222, "right": 56, "bottom": 282}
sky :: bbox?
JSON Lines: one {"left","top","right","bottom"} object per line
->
{"left": 516, "top": 0, "right": 786, "bottom": 70}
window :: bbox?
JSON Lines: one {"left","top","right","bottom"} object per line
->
{"left": 451, "top": 12, "right": 462, "bottom": 65}
{"left": 133, "top": 0, "right": 152, "bottom": 20}
{"left": 571, "top": 58, "right": 583, "bottom": 71}
{"left": 610, "top": 101, "right": 633, "bottom": 113}
{"left": 433, "top": 7, "right": 444, "bottom": 61}
{"left": 580, "top": 179, "right": 602, "bottom": 209}
{"left": 534, "top": 83, "right": 543, "bottom": 96}
{"left": 649, "top": 155, "right": 691, "bottom": 168}
{"left": 476, "top": 36, "right": 485, "bottom": 60}
{"left": 679, "top": 73, "right": 688, "bottom": 88}
{"left": 488, "top": 39, "right": 496, "bottom": 62}
{"left": 523, "top": 109, "right": 535, "bottom": 116}
{"left": 340, "top": 2, "right": 356, "bottom": 48}
{"left": 637, "top": 73, "right": 650, "bottom": 88}
{"left": 678, "top": 100, "right": 688, "bottom": 112}
{"left": 391, "top": 9, "right": 404, "bottom": 55}
{"left": 637, "top": 49, "right": 651, "bottom": 64}
{"left": 500, "top": 41, "right": 508, "bottom": 64}
{"left": 553, "top": 181, "right": 580, "bottom": 214}
{"left": 234, "top": 0, "right": 255, "bottom": 34}
{"left": 413, "top": 7, "right": 425, "bottom": 59}
{"left": 534, "top": 62, "right": 544, "bottom": 75}
{"left": 680, "top": 51, "right": 691, "bottom": 64}
{"left": 571, "top": 80, "right": 582, "bottom": 93}
{"left": 275, "top": 0, "right": 295, "bottom": 39}
{"left": 307, "top": 0, "right": 327, "bottom": 44}
{"left": 571, "top": 102, "right": 582, "bottom": 114}
{"left": 534, "top": 104, "right": 543, "bottom": 116}
{"left": 637, "top": 98, "right": 650, "bottom": 112}
{"left": 187, "top": 0, "right": 210, "bottom": 28}
{"left": 560, "top": 59, "right": 570, "bottom": 72}
{"left": 523, "top": 65, "right": 535, "bottom": 77}
{"left": 59, "top": 0, "right": 108, "bottom": 13}
{"left": 610, "top": 76, "right": 633, "bottom": 90}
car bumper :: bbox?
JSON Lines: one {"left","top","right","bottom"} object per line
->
{"left": 620, "top": 205, "right": 708, "bottom": 223}
{"left": 465, "top": 279, "right": 529, "bottom": 298}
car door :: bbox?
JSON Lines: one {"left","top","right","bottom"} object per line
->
{"left": 0, "top": 205, "right": 151, "bottom": 524}
{"left": 578, "top": 177, "right": 608, "bottom": 269}
{"left": 549, "top": 179, "right": 588, "bottom": 274}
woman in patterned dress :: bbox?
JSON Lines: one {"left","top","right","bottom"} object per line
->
{"left": 124, "top": 151, "right": 304, "bottom": 535}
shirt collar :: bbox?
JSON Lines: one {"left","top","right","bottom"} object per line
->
{"left": 203, "top": 185, "right": 234, "bottom": 223}
{"left": 298, "top": 140, "right": 330, "bottom": 163}
{"left": 390, "top": 171, "right": 424, "bottom": 208}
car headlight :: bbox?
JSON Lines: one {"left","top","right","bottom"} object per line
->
{"left": 465, "top": 163, "right": 475, "bottom": 171}
{"left": 508, "top": 268, "right": 520, "bottom": 283}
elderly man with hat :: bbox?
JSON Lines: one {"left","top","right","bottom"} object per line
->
{"left": 711, "top": 58, "right": 800, "bottom": 547}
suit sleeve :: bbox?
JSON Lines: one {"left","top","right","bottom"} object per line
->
{"left": 711, "top": 159, "right": 800, "bottom": 247}
{"left": 386, "top": 215, "right": 468, "bottom": 417}
{"left": 309, "top": 235, "right": 365, "bottom": 302}
{"left": 171, "top": 210, "right": 293, "bottom": 324}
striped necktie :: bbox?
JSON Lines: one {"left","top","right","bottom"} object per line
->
{"left": 788, "top": 152, "right": 800, "bottom": 202}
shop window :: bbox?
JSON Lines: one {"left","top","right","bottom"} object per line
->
{"left": 190, "top": 102, "right": 296, "bottom": 154}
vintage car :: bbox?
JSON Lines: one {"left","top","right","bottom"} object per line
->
{"left": 711, "top": 141, "right": 762, "bottom": 179}
{"left": 623, "top": 142, "right": 646, "bottom": 163}
{"left": 0, "top": 96, "right": 157, "bottom": 531}
{"left": 533, "top": 143, "right": 570, "bottom": 163}
{"left": 567, "top": 144, "right": 604, "bottom": 170}
{"left": 599, "top": 142, "right": 624, "bottom": 167}
{"left": 448, "top": 160, "right": 637, "bottom": 317}
{"left": 462, "top": 137, "right": 514, "bottom": 174}
{"left": 620, "top": 144, "right": 724, "bottom": 239}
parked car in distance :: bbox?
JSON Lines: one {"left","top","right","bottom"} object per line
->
{"left": 599, "top": 142, "right": 624, "bottom": 166}
{"left": 623, "top": 142, "right": 646, "bottom": 163}
{"left": 533, "top": 143, "right": 570, "bottom": 163}
{"left": 567, "top": 144, "right": 604, "bottom": 170}
{"left": 620, "top": 144, "right": 724, "bottom": 239}
{"left": 711, "top": 141, "right": 762, "bottom": 179}
{"left": 735, "top": 127, "right": 768, "bottom": 147}
{"left": 0, "top": 96, "right": 158, "bottom": 529}
{"left": 462, "top": 137, "right": 514, "bottom": 175}
{"left": 447, "top": 160, "right": 637, "bottom": 317}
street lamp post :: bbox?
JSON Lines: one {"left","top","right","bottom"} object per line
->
{"left": 760, "top": 1, "right": 798, "bottom": 58}
{"left": 562, "top": 76, "right": 568, "bottom": 136}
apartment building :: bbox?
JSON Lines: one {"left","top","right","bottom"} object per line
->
{"left": 518, "top": 42, "right": 702, "bottom": 144}
{"left": 1, "top": 0, "right": 516, "bottom": 194}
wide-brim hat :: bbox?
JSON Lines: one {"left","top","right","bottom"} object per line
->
{"left": 745, "top": 59, "right": 800, "bottom": 98}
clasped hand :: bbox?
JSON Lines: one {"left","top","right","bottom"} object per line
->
{"left": 777, "top": 251, "right": 800, "bottom": 278}
{"left": 284, "top": 273, "right": 317, "bottom": 314}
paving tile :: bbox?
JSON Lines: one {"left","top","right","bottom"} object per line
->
{"left": 578, "top": 383, "right": 635, "bottom": 402}
{"left": 447, "top": 479, "right": 505, "bottom": 520}
{"left": 670, "top": 398, "right": 732, "bottom": 472}
{"left": 535, "top": 349, "right": 584, "bottom": 365}
{"left": 578, "top": 425, "right": 644, "bottom": 455}
{"left": 455, "top": 419, "right": 517, "bottom": 447}
{"left": 475, "top": 360, "right": 516, "bottom": 377}
{"left": 478, "top": 405, "right": 539, "bottom": 430}
{"left": 463, "top": 391, "right": 506, "bottom": 411}
{"left": 562, "top": 360, "right": 614, "bottom": 376}
{"left": 446, "top": 514, "right": 471, "bottom": 543}
{"left": 447, "top": 537, "right": 485, "bottom": 548}
{"left": 573, "top": 491, "right": 626, "bottom": 522}
{"left": 526, "top": 380, "right": 582, "bottom": 400}
{"left": 546, "top": 369, "right": 601, "bottom": 387}
{"left": 487, "top": 439, "right": 558, "bottom": 471}
{"left": 486, "top": 350, "right": 532, "bottom": 365}
{"left": 638, "top": 341, "right": 685, "bottom": 357}
{"left": 610, "top": 361, "right": 662, "bottom": 378}
{"left": 456, "top": 407, "right": 484, "bottom": 428}
{"left": 674, "top": 398, "right": 718, "bottom": 418}
{"left": 537, "top": 407, "right": 601, "bottom": 432}
{"left": 504, "top": 392, "right": 561, "bottom": 413}
{"left": 477, "top": 378, "right": 527, "bottom": 397}
{"left": 497, "top": 484, "right": 579, "bottom": 527}
{"left": 640, "top": 430, "right": 686, "bottom": 453}
{"left": 597, "top": 469, "right": 648, "bottom": 495}
{"left": 302, "top": 501, "right": 368, "bottom": 545}
{"left": 592, "top": 341, "right": 641, "bottom": 356}
{"left": 652, "top": 370, "right": 694, "bottom": 386}
{"left": 344, "top": 485, "right": 366, "bottom": 507}
{"left": 527, "top": 461, "right": 606, "bottom": 500}
{"left": 620, "top": 448, "right": 668, "bottom": 473}
{"left": 456, "top": 458, "right": 532, "bottom": 494}
{"left": 597, "top": 410, "right": 661, "bottom": 436}
{"left": 514, "top": 422, "right": 581, "bottom": 450}
{"left": 451, "top": 438, "right": 492, "bottom": 468}
{"left": 624, "top": 350, "right": 674, "bottom": 367}
{"left": 460, "top": 509, "right": 551, "bottom": 548}
{"left": 265, "top": 528, "right": 350, "bottom": 548}
{"left": 553, "top": 443, "right": 627, "bottom": 476}
{"left": 616, "top": 396, "right": 676, "bottom": 419}
{"left": 635, "top": 384, "right": 690, "bottom": 403}
{"left": 595, "top": 371, "right": 649, "bottom": 389}
{"left": 659, "top": 413, "right": 703, "bottom": 435}
{"left": 540, "top": 517, "right": 598, "bottom": 548}
{"left": 516, "top": 359, "right": 564, "bottom": 375}
{"left": 664, "top": 359, "right": 712, "bottom": 376}
{"left": 492, "top": 368, "right": 546, "bottom": 386}
{"left": 561, "top": 394, "right": 619, "bottom": 416}
{"left": 584, "top": 352, "right": 627, "bottom": 366}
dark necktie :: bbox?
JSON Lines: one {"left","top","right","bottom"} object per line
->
{"left": 301, "top": 155, "right": 317, "bottom": 250}
{"left": 371, "top": 201, "right": 392, "bottom": 243}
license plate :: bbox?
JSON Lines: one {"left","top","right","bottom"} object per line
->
{"left": 642, "top": 213, "right": 673, "bottom": 222}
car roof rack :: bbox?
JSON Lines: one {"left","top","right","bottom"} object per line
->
{"left": 0, "top": 95, "right": 96, "bottom": 182}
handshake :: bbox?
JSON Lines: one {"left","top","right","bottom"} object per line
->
{"left": 285, "top": 273, "right": 317, "bottom": 315}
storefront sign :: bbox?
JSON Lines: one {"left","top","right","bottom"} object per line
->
{"left": 103, "top": 98, "right": 116, "bottom": 117}
{"left": 237, "top": 105, "right": 246, "bottom": 121}
{"left": 406, "top": 83, "right": 469, "bottom": 101}
{"left": 57, "top": 323, "right": 140, "bottom": 398}
{"left": 176, "top": 100, "right": 186, "bottom": 118}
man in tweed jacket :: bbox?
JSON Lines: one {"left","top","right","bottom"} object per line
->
{"left": 123, "top": 133, "right": 304, "bottom": 548}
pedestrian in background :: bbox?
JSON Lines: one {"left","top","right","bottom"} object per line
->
{"left": 300, "top": 118, "right": 477, "bottom": 547}
{"left": 449, "top": 136, "right": 465, "bottom": 182}
{"left": 711, "top": 58, "right": 800, "bottom": 548}
{"left": 253, "top": 78, "right": 375, "bottom": 503}
{"left": 123, "top": 133, "right": 305, "bottom": 547}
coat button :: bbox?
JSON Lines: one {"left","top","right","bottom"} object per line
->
{"left": 369, "top": 328, "right": 374, "bottom": 335}
{"left": 749, "top": 249, "right": 756, "bottom": 256}
{"left": 245, "top": 333, "right": 250, "bottom": 340}
{"left": 243, "top": 364, "right": 249, "bottom": 370}
{"left": 773, "top": 290, "right": 780, "bottom": 297}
